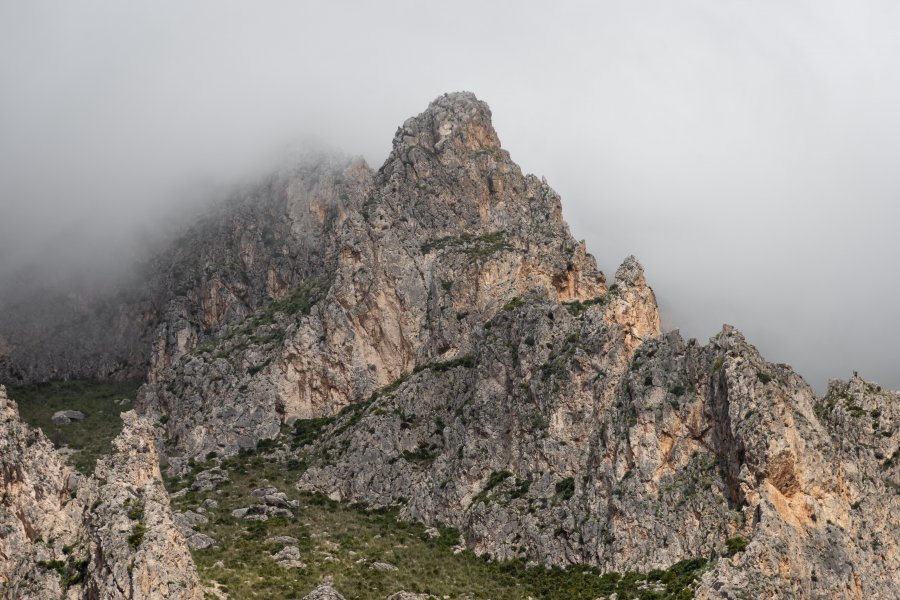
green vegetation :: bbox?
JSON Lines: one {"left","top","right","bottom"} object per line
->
{"left": 37, "top": 556, "right": 89, "bottom": 588}
{"left": 563, "top": 293, "right": 614, "bottom": 317}
{"left": 9, "top": 379, "right": 141, "bottom": 474}
{"left": 555, "top": 477, "right": 576, "bottom": 500}
{"left": 724, "top": 536, "right": 748, "bottom": 556}
{"left": 125, "top": 497, "right": 147, "bottom": 547}
{"left": 473, "top": 470, "right": 514, "bottom": 503}
{"left": 712, "top": 357, "right": 724, "bottom": 371}
{"left": 290, "top": 417, "right": 334, "bottom": 449}
{"left": 128, "top": 522, "right": 147, "bottom": 547}
{"left": 168, "top": 449, "right": 711, "bottom": 600}
{"left": 401, "top": 442, "right": 440, "bottom": 465}
{"left": 412, "top": 354, "right": 476, "bottom": 374}
{"left": 756, "top": 372, "right": 773, "bottom": 384}
{"left": 125, "top": 497, "right": 145, "bottom": 521}
{"left": 501, "top": 296, "right": 526, "bottom": 312}
{"left": 193, "top": 275, "right": 332, "bottom": 358}
{"left": 420, "top": 230, "right": 513, "bottom": 258}
{"left": 128, "top": 523, "right": 147, "bottom": 548}
{"left": 263, "top": 276, "right": 331, "bottom": 319}
{"left": 815, "top": 384, "right": 867, "bottom": 420}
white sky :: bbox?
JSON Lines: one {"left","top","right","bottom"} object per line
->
{"left": 1, "top": 1, "right": 899, "bottom": 391}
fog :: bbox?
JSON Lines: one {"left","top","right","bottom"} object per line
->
{"left": 2, "top": 1, "right": 899, "bottom": 391}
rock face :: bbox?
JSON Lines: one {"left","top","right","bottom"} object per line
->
{"left": 0, "top": 385, "right": 203, "bottom": 599}
{"left": 302, "top": 583, "right": 346, "bottom": 600}
{"left": 0, "top": 156, "right": 370, "bottom": 386}
{"left": 695, "top": 373, "right": 900, "bottom": 598}
{"left": 293, "top": 313, "right": 897, "bottom": 597}
{"left": 0, "top": 281, "right": 153, "bottom": 384}
{"left": 142, "top": 93, "right": 897, "bottom": 597}
{"left": 139, "top": 92, "right": 609, "bottom": 457}
{"left": 0, "top": 385, "right": 84, "bottom": 598}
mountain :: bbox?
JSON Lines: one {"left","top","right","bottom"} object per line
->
{"left": 0, "top": 92, "right": 896, "bottom": 599}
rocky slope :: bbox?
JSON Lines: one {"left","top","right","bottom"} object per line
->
{"left": 0, "top": 282, "right": 152, "bottom": 385}
{"left": 293, "top": 313, "right": 898, "bottom": 597}
{"left": 0, "top": 155, "right": 370, "bottom": 386}
{"left": 139, "top": 92, "right": 610, "bottom": 458}
{"left": 0, "top": 385, "right": 203, "bottom": 598}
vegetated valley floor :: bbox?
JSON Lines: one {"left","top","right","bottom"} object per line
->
{"left": 15, "top": 379, "right": 711, "bottom": 599}
{"left": 10, "top": 379, "right": 140, "bottom": 474}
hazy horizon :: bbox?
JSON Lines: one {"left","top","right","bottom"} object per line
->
{"left": 2, "top": 1, "right": 899, "bottom": 392}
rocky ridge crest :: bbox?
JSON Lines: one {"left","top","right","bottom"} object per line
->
{"left": 139, "top": 92, "right": 615, "bottom": 458}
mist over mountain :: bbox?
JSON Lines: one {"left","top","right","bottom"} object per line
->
{"left": 3, "top": 2, "right": 899, "bottom": 392}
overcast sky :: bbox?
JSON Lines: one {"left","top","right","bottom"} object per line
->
{"left": 1, "top": 1, "right": 899, "bottom": 391}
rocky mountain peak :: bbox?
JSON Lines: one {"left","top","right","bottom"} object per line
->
{"left": 614, "top": 254, "right": 648, "bottom": 286}
{"left": 392, "top": 91, "right": 500, "bottom": 158}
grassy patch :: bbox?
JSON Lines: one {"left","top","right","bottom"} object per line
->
{"left": 8, "top": 379, "right": 141, "bottom": 474}
{"left": 420, "top": 231, "right": 513, "bottom": 258}
{"left": 724, "top": 536, "right": 748, "bottom": 556}
{"left": 563, "top": 293, "right": 614, "bottom": 317}
{"left": 170, "top": 450, "right": 711, "bottom": 600}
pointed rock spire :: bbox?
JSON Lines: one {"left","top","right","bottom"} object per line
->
{"left": 391, "top": 91, "right": 501, "bottom": 159}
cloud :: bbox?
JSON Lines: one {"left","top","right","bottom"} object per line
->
{"left": 1, "top": 0, "right": 898, "bottom": 390}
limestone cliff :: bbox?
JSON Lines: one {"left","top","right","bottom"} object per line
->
{"left": 0, "top": 156, "right": 370, "bottom": 386}
{"left": 139, "top": 92, "right": 609, "bottom": 458}
{"left": 140, "top": 93, "right": 896, "bottom": 597}
{"left": 293, "top": 307, "right": 897, "bottom": 598}
{"left": 0, "top": 385, "right": 203, "bottom": 599}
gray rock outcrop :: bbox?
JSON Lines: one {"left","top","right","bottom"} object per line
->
{"left": 51, "top": 410, "right": 85, "bottom": 425}
{"left": 302, "top": 582, "right": 346, "bottom": 600}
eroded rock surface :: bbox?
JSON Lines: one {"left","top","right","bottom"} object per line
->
{"left": 0, "top": 386, "right": 203, "bottom": 599}
{"left": 294, "top": 313, "right": 897, "bottom": 597}
{"left": 140, "top": 92, "right": 610, "bottom": 458}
